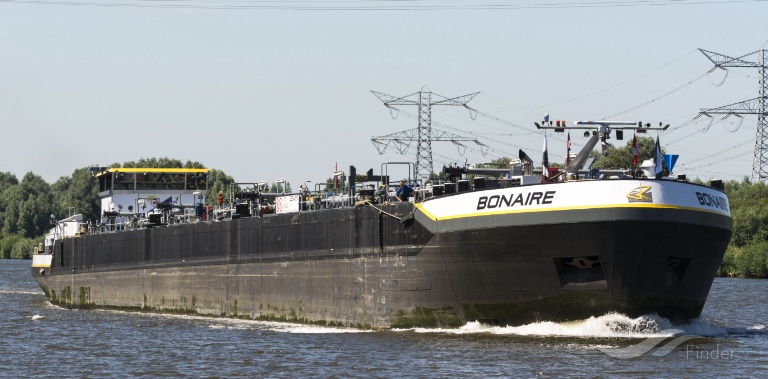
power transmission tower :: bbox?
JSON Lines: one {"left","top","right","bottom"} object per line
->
{"left": 699, "top": 48, "right": 767, "bottom": 181}
{"left": 371, "top": 89, "right": 479, "bottom": 182}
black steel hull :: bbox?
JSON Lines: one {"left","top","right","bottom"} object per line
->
{"left": 32, "top": 182, "right": 733, "bottom": 328}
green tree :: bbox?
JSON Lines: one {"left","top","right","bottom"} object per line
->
{"left": 736, "top": 240, "right": 768, "bottom": 278}
{"left": 0, "top": 171, "right": 18, "bottom": 193}
{"left": 723, "top": 179, "right": 768, "bottom": 248}
{"left": 206, "top": 169, "right": 236, "bottom": 203}
{"left": 51, "top": 168, "right": 100, "bottom": 222}
{"left": 183, "top": 160, "right": 204, "bottom": 169}
{"left": 121, "top": 157, "right": 184, "bottom": 168}
{"left": 730, "top": 205, "right": 768, "bottom": 247}
{"left": 0, "top": 172, "right": 20, "bottom": 233}
{"left": 10, "top": 237, "right": 36, "bottom": 259}
{"left": 490, "top": 157, "right": 512, "bottom": 166}
{"left": 269, "top": 181, "right": 292, "bottom": 194}
{"left": 715, "top": 178, "right": 768, "bottom": 278}
{"left": 717, "top": 244, "right": 740, "bottom": 277}
{"left": 0, "top": 185, "right": 22, "bottom": 236}
{"left": 0, "top": 235, "right": 23, "bottom": 259}
{"left": 19, "top": 173, "right": 57, "bottom": 238}
{"left": 587, "top": 136, "right": 661, "bottom": 170}
{"left": 0, "top": 173, "right": 57, "bottom": 238}
{"left": 724, "top": 177, "right": 768, "bottom": 213}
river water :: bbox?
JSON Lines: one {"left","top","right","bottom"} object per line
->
{"left": 2, "top": 259, "right": 766, "bottom": 378}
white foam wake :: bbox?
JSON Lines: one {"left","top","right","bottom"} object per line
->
{"left": 398, "top": 313, "right": 730, "bottom": 339}
{"left": 267, "top": 323, "right": 371, "bottom": 334}
{"left": 85, "top": 307, "right": 371, "bottom": 333}
{"left": 0, "top": 289, "right": 45, "bottom": 296}
{"left": 203, "top": 319, "right": 370, "bottom": 333}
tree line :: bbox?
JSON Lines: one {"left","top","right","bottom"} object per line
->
{"left": 716, "top": 179, "right": 768, "bottom": 278}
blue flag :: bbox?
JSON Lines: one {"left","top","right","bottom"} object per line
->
{"left": 663, "top": 154, "right": 679, "bottom": 172}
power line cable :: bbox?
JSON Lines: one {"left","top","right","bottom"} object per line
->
{"left": 677, "top": 145, "right": 753, "bottom": 170}
{"left": 432, "top": 108, "right": 538, "bottom": 137}
{"left": 477, "top": 93, "right": 541, "bottom": 117}
{"left": 677, "top": 138, "right": 753, "bottom": 162}
{"left": 690, "top": 168, "right": 749, "bottom": 179}
{"left": 528, "top": 49, "right": 700, "bottom": 110}
{"left": 602, "top": 70, "right": 710, "bottom": 119}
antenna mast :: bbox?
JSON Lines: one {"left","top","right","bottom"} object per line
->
{"left": 371, "top": 89, "right": 479, "bottom": 182}
{"left": 699, "top": 48, "right": 768, "bottom": 181}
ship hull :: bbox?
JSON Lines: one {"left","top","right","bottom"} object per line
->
{"left": 32, "top": 180, "right": 732, "bottom": 328}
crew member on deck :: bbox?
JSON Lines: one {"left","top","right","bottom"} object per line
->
{"left": 395, "top": 180, "right": 414, "bottom": 202}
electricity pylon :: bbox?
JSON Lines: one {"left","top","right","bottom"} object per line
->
{"left": 371, "top": 89, "right": 479, "bottom": 182}
{"left": 699, "top": 48, "right": 767, "bottom": 181}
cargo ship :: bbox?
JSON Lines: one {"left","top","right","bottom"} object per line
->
{"left": 30, "top": 121, "right": 732, "bottom": 328}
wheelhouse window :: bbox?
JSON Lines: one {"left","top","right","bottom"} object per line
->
{"left": 99, "top": 174, "right": 113, "bottom": 192}
{"left": 135, "top": 173, "right": 186, "bottom": 190}
{"left": 102, "top": 169, "right": 208, "bottom": 192}
{"left": 114, "top": 172, "right": 135, "bottom": 190}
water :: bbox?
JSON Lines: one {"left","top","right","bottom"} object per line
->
{"left": 2, "top": 259, "right": 767, "bottom": 378}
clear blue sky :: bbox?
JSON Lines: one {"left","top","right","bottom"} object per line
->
{"left": 1, "top": 0, "right": 766, "bottom": 186}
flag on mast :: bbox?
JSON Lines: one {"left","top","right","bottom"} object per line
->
{"left": 566, "top": 132, "right": 571, "bottom": 166}
{"left": 542, "top": 132, "right": 549, "bottom": 169}
{"left": 654, "top": 135, "right": 663, "bottom": 179}
{"left": 632, "top": 133, "right": 639, "bottom": 166}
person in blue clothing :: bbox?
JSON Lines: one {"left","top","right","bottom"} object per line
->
{"left": 395, "top": 180, "right": 414, "bottom": 202}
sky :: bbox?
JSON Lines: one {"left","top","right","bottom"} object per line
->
{"left": 1, "top": 0, "right": 767, "bottom": 188}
